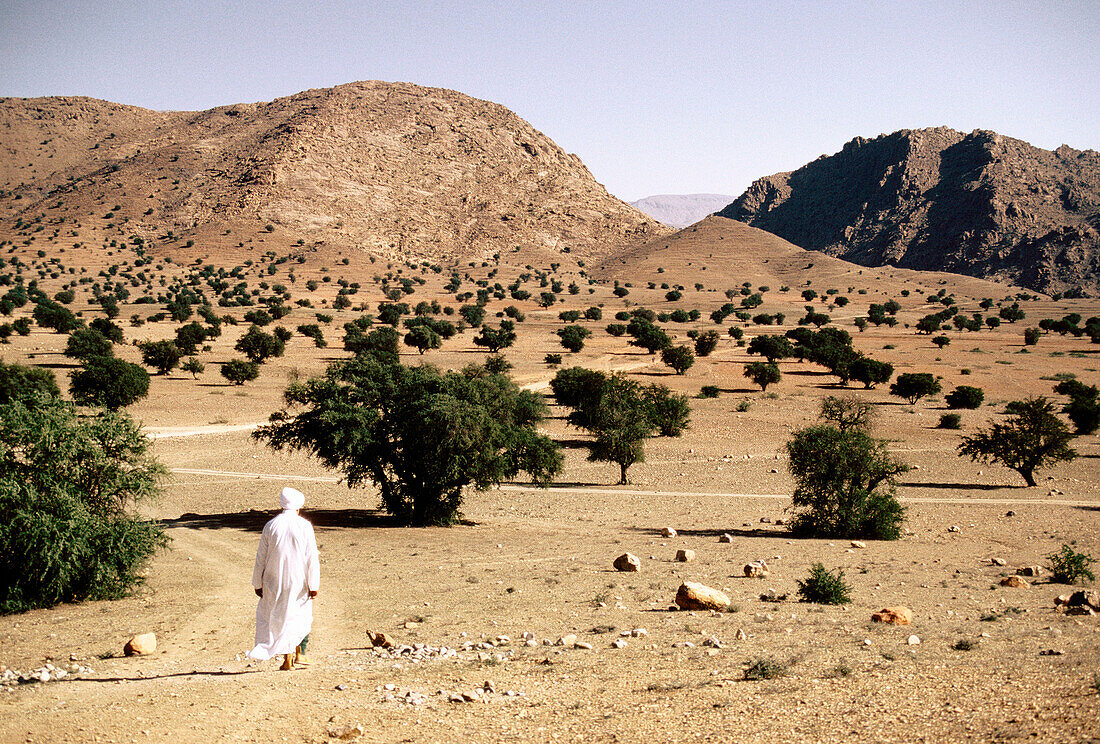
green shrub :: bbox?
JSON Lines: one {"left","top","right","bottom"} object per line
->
{"left": 544, "top": 353, "right": 562, "bottom": 367}
{"left": 1046, "top": 544, "right": 1096, "bottom": 584}
{"left": 796, "top": 563, "right": 852, "bottom": 604}
{"left": 70, "top": 357, "right": 149, "bottom": 409}
{"left": 938, "top": 413, "right": 962, "bottom": 429}
{"left": 945, "top": 385, "right": 984, "bottom": 409}
{"left": 743, "top": 656, "right": 789, "bottom": 680}
{"left": 220, "top": 358, "right": 260, "bottom": 385}
{"left": 0, "top": 360, "right": 59, "bottom": 404}
{"left": 699, "top": 385, "right": 720, "bottom": 399}
{"left": 0, "top": 399, "right": 167, "bottom": 613}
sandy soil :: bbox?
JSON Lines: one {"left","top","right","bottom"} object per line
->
{"left": 1, "top": 239, "right": 1099, "bottom": 743}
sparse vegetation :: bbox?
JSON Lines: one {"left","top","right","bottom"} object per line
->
{"left": 1046, "top": 544, "right": 1096, "bottom": 584}
{"left": 958, "top": 397, "right": 1076, "bottom": 487}
{"left": 796, "top": 562, "right": 852, "bottom": 604}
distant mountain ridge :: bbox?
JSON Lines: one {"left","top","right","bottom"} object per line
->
{"left": 629, "top": 193, "right": 734, "bottom": 228}
{"left": 720, "top": 127, "right": 1100, "bottom": 295}
{"left": 0, "top": 81, "right": 668, "bottom": 264}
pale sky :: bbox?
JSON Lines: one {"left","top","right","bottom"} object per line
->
{"left": 1, "top": 1, "right": 1096, "bottom": 201}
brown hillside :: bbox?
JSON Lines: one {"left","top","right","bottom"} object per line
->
{"left": 0, "top": 81, "right": 667, "bottom": 264}
{"left": 720, "top": 127, "right": 1100, "bottom": 295}
{"left": 596, "top": 215, "right": 1020, "bottom": 299}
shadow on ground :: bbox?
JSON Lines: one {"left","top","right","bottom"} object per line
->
{"left": 161, "top": 508, "right": 395, "bottom": 532}
{"left": 625, "top": 525, "right": 790, "bottom": 539}
{"left": 898, "top": 482, "right": 1015, "bottom": 491}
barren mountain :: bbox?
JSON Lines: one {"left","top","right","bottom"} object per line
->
{"left": 720, "top": 127, "right": 1100, "bottom": 295}
{"left": 0, "top": 81, "right": 667, "bottom": 264}
{"left": 629, "top": 193, "right": 733, "bottom": 228}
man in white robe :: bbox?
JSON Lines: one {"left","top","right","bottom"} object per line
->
{"left": 249, "top": 487, "right": 320, "bottom": 670}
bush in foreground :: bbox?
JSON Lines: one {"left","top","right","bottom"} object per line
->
{"left": 1046, "top": 544, "right": 1096, "bottom": 584}
{"left": 0, "top": 398, "right": 167, "bottom": 613}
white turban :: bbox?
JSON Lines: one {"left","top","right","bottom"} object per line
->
{"left": 279, "top": 487, "right": 305, "bottom": 511}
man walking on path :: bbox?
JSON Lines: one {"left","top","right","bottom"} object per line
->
{"left": 248, "top": 487, "right": 320, "bottom": 670}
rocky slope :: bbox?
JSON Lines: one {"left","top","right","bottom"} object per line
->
{"left": 720, "top": 127, "right": 1100, "bottom": 294}
{"left": 0, "top": 81, "right": 666, "bottom": 263}
{"left": 629, "top": 193, "right": 733, "bottom": 228}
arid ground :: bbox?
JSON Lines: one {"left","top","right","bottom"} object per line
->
{"left": 0, "top": 221, "right": 1098, "bottom": 744}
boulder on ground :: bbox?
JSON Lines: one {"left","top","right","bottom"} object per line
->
{"left": 675, "top": 549, "right": 695, "bottom": 563}
{"left": 1017, "top": 566, "right": 1042, "bottom": 577}
{"left": 871, "top": 607, "right": 913, "bottom": 625}
{"left": 718, "top": 534, "right": 733, "bottom": 543}
{"left": 369, "top": 631, "right": 394, "bottom": 648}
{"left": 613, "top": 553, "right": 641, "bottom": 572}
{"left": 123, "top": 633, "right": 156, "bottom": 656}
{"left": 675, "top": 582, "right": 731, "bottom": 611}
{"left": 1000, "top": 575, "right": 1029, "bottom": 588}
{"left": 743, "top": 560, "right": 769, "bottom": 578}
{"left": 660, "top": 527, "right": 677, "bottom": 538}
{"left": 1058, "top": 590, "right": 1100, "bottom": 611}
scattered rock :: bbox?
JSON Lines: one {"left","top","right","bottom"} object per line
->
{"left": 735, "top": 628, "right": 747, "bottom": 641}
{"left": 328, "top": 723, "right": 364, "bottom": 740}
{"left": 871, "top": 607, "right": 913, "bottom": 625}
{"left": 1059, "top": 590, "right": 1100, "bottom": 611}
{"left": 947, "top": 525, "right": 961, "bottom": 533}
{"left": 613, "top": 553, "right": 641, "bottom": 572}
{"left": 124, "top": 633, "right": 157, "bottom": 656}
{"left": 660, "top": 527, "right": 677, "bottom": 538}
{"left": 556, "top": 634, "right": 578, "bottom": 647}
{"left": 573, "top": 641, "right": 593, "bottom": 650}
{"left": 675, "top": 582, "right": 731, "bottom": 611}
{"left": 907, "top": 635, "right": 921, "bottom": 646}
{"left": 991, "top": 558, "right": 1007, "bottom": 566}
{"left": 1005, "top": 510, "right": 1016, "bottom": 517}
{"left": 403, "top": 621, "right": 419, "bottom": 629}
{"left": 850, "top": 540, "right": 867, "bottom": 549}
{"left": 1039, "top": 649, "right": 1065, "bottom": 656}
{"left": 1017, "top": 566, "right": 1042, "bottom": 577}
{"left": 1000, "top": 576, "right": 1029, "bottom": 588}
{"left": 611, "top": 639, "right": 627, "bottom": 649}
{"left": 718, "top": 534, "right": 733, "bottom": 543}
{"left": 743, "top": 560, "right": 769, "bottom": 578}
{"left": 369, "top": 631, "right": 394, "bottom": 649}
{"left": 702, "top": 636, "right": 722, "bottom": 648}
{"left": 675, "top": 549, "right": 695, "bottom": 563}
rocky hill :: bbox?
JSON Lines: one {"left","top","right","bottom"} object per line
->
{"left": 0, "top": 81, "right": 667, "bottom": 264}
{"left": 629, "top": 193, "right": 733, "bottom": 228}
{"left": 720, "top": 127, "right": 1100, "bottom": 295}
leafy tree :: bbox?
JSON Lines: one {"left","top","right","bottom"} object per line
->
{"left": 174, "top": 321, "right": 209, "bottom": 355}
{"left": 474, "top": 322, "right": 517, "bottom": 353}
{"left": 999, "top": 304, "right": 1025, "bottom": 323}
{"left": 0, "top": 360, "right": 59, "bottom": 404}
{"left": 661, "top": 345, "right": 694, "bottom": 374}
{"left": 181, "top": 358, "right": 205, "bottom": 378}
{"left": 0, "top": 398, "right": 166, "bottom": 612}
{"left": 932, "top": 335, "right": 951, "bottom": 349}
{"left": 483, "top": 354, "right": 512, "bottom": 375}
{"left": 377, "top": 302, "right": 409, "bottom": 326}
{"left": 459, "top": 304, "right": 485, "bottom": 327}
{"left": 64, "top": 328, "right": 114, "bottom": 361}
{"left": 220, "top": 359, "right": 260, "bottom": 385}
{"left": 33, "top": 299, "right": 82, "bottom": 333}
{"left": 345, "top": 325, "right": 399, "bottom": 359}
{"left": 139, "top": 340, "right": 183, "bottom": 375}
{"left": 890, "top": 372, "right": 941, "bottom": 404}
{"left": 786, "top": 425, "right": 908, "bottom": 539}
{"left": 627, "top": 318, "right": 671, "bottom": 354}
{"left": 90, "top": 318, "right": 124, "bottom": 343}
{"left": 557, "top": 325, "right": 591, "bottom": 353}
{"left": 694, "top": 330, "right": 720, "bottom": 357}
{"left": 1024, "top": 327, "right": 1041, "bottom": 346}
{"left": 945, "top": 385, "right": 984, "bottom": 410}
{"left": 404, "top": 325, "right": 442, "bottom": 354}
{"left": 70, "top": 356, "right": 150, "bottom": 409}
{"left": 235, "top": 325, "right": 285, "bottom": 364}
{"left": 747, "top": 334, "right": 794, "bottom": 363}
{"left": 584, "top": 306, "right": 602, "bottom": 321}
{"left": 744, "top": 362, "right": 781, "bottom": 392}
{"left": 572, "top": 374, "right": 652, "bottom": 484}
{"left": 12, "top": 318, "right": 30, "bottom": 336}
{"left": 606, "top": 323, "right": 627, "bottom": 337}
{"left": 243, "top": 309, "right": 273, "bottom": 327}
{"left": 255, "top": 353, "right": 562, "bottom": 525}
{"left": 849, "top": 357, "right": 893, "bottom": 389}
{"left": 957, "top": 397, "right": 1076, "bottom": 487}
{"left": 642, "top": 384, "right": 691, "bottom": 436}
{"left": 1054, "top": 380, "right": 1099, "bottom": 435}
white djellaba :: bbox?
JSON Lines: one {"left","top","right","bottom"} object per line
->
{"left": 248, "top": 487, "right": 320, "bottom": 661}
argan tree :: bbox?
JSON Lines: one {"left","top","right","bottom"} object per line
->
{"left": 957, "top": 397, "right": 1076, "bottom": 487}
{"left": 255, "top": 353, "right": 562, "bottom": 526}
{"left": 744, "top": 361, "right": 781, "bottom": 392}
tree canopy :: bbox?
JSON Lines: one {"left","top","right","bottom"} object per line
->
{"left": 957, "top": 397, "right": 1076, "bottom": 486}
{"left": 255, "top": 353, "right": 562, "bottom": 526}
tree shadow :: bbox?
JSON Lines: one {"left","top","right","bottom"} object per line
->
{"left": 79, "top": 669, "right": 263, "bottom": 682}
{"left": 161, "top": 508, "right": 395, "bottom": 532}
{"left": 897, "top": 482, "right": 1017, "bottom": 491}
{"left": 625, "top": 525, "right": 790, "bottom": 539}
{"left": 1074, "top": 505, "right": 1100, "bottom": 513}
{"left": 717, "top": 387, "right": 758, "bottom": 394}
{"left": 550, "top": 437, "right": 591, "bottom": 450}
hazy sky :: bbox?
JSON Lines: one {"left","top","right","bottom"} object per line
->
{"left": 2, "top": 1, "right": 1096, "bottom": 201}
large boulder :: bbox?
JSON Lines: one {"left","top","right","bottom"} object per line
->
{"left": 675, "top": 582, "right": 731, "bottom": 611}
{"left": 123, "top": 633, "right": 157, "bottom": 656}
{"left": 613, "top": 553, "right": 641, "bottom": 572}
